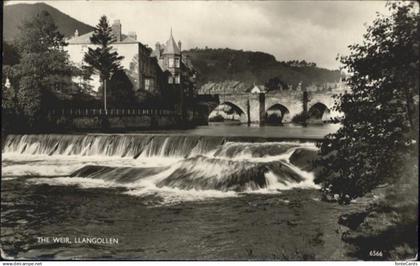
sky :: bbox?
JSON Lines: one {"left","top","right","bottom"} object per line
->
{"left": 5, "top": 0, "right": 391, "bottom": 69}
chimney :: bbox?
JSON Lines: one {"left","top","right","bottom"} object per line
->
{"left": 178, "top": 40, "right": 182, "bottom": 52}
{"left": 128, "top": 31, "right": 137, "bottom": 40}
{"left": 74, "top": 29, "right": 79, "bottom": 37}
{"left": 155, "top": 42, "right": 161, "bottom": 57}
{"left": 111, "top": 19, "right": 122, "bottom": 42}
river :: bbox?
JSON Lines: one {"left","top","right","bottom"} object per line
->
{"left": 1, "top": 124, "right": 358, "bottom": 260}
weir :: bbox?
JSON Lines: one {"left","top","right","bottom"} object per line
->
{"left": 2, "top": 134, "right": 320, "bottom": 194}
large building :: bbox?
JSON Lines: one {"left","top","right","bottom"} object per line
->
{"left": 66, "top": 20, "right": 162, "bottom": 95}
{"left": 65, "top": 21, "right": 196, "bottom": 111}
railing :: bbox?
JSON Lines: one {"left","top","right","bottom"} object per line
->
{"left": 48, "top": 108, "right": 178, "bottom": 117}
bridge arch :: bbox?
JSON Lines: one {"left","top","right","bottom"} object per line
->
{"left": 265, "top": 104, "right": 291, "bottom": 124}
{"left": 308, "top": 102, "right": 331, "bottom": 123}
{"left": 208, "top": 101, "right": 248, "bottom": 123}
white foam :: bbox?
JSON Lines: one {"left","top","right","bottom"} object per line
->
{"left": 262, "top": 166, "right": 320, "bottom": 192}
{"left": 2, "top": 153, "right": 180, "bottom": 177}
{"left": 125, "top": 186, "right": 238, "bottom": 205}
{"left": 27, "top": 177, "right": 118, "bottom": 189}
{"left": 25, "top": 176, "right": 239, "bottom": 205}
{"left": 3, "top": 140, "right": 320, "bottom": 205}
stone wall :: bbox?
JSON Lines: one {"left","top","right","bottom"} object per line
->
{"left": 197, "top": 88, "right": 345, "bottom": 124}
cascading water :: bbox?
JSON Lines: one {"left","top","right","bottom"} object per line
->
{"left": 3, "top": 134, "right": 225, "bottom": 158}
{"left": 2, "top": 134, "right": 320, "bottom": 203}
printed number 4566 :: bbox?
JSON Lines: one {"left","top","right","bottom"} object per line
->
{"left": 369, "top": 250, "right": 383, "bottom": 257}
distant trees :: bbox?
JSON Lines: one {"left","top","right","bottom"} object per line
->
{"left": 83, "top": 15, "right": 124, "bottom": 113}
{"left": 183, "top": 48, "right": 339, "bottom": 88}
{"left": 315, "top": 2, "right": 419, "bottom": 203}
{"left": 2, "top": 11, "right": 77, "bottom": 131}
{"left": 281, "top": 60, "right": 317, "bottom": 68}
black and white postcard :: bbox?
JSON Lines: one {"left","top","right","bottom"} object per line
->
{"left": 1, "top": 0, "right": 418, "bottom": 263}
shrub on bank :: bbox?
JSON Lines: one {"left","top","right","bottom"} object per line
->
{"left": 338, "top": 155, "right": 418, "bottom": 260}
{"left": 314, "top": 2, "right": 419, "bottom": 203}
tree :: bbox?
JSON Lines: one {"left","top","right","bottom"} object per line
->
{"left": 107, "top": 70, "right": 138, "bottom": 107}
{"left": 17, "top": 76, "right": 43, "bottom": 122}
{"left": 315, "top": 2, "right": 419, "bottom": 203}
{"left": 2, "top": 66, "right": 18, "bottom": 110}
{"left": 9, "top": 10, "right": 76, "bottom": 128}
{"left": 3, "top": 42, "right": 20, "bottom": 66}
{"left": 83, "top": 15, "right": 124, "bottom": 114}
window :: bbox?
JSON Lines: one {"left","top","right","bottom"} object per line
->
{"left": 175, "top": 58, "right": 180, "bottom": 68}
{"left": 145, "top": 79, "right": 150, "bottom": 91}
{"left": 168, "top": 76, "right": 173, "bottom": 84}
{"left": 168, "top": 58, "right": 174, "bottom": 67}
{"left": 144, "top": 79, "right": 155, "bottom": 91}
{"left": 175, "top": 74, "right": 180, "bottom": 84}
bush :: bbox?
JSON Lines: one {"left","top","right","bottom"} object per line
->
{"left": 339, "top": 155, "right": 418, "bottom": 259}
{"left": 314, "top": 2, "right": 419, "bottom": 203}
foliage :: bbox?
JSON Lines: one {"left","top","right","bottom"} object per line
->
{"left": 107, "top": 70, "right": 138, "bottom": 107}
{"left": 17, "top": 76, "right": 43, "bottom": 123}
{"left": 83, "top": 15, "right": 124, "bottom": 116}
{"left": 3, "top": 10, "right": 78, "bottom": 131}
{"left": 83, "top": 16, "right": 124, "bottom": 82}
{"left": 17, "top": 10, "right": 67, "bottom": 53}
{"left": 315, "top": 2, "right": 419, "bottom": 203}
{"left": 339, "top": 153, "right": 418, "bottom": 260}
{"left": 2, "top": 42, "right": 20, "bottom": 66}
{"left": 282, "top": 60, "right": 317, "bottom": 68}
{"left": 135, "top": 90, "right": 163, "bottom": 108}
{"left": 183, "top": 48, "right": 341, "bottom": 89}
{"left": 2, "top": 66, "right": 19, "bottom": 110}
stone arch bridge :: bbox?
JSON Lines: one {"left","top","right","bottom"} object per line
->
{"left": 195, "top": 89, "right": 341, "bottom": 124}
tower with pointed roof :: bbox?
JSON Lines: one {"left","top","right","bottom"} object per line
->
{"left": 153, "top": 29, "right": 182, "bottom": 85}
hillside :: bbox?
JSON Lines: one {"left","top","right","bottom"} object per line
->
{"left": 3, "top": 2, "right": 94, "bottom": 42}
{"left": 183, "top": 48, "right": 342, "bottom": 89}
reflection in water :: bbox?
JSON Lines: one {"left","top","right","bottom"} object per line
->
{"left": 185, "top": 123, "right": 340, "bottom": 138}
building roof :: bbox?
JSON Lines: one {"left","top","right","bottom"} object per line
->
{"left": 162, "top": 29, "right": 181, "bottom": 55}
{"left": 199, "top": 81, "right": 251, "bottom": 94}
{"left": 249, "top": 84, "right": 267, "bottom": 93}
{"left": 250, "top": 85, "right": 261, "bottom": 94}
{"left": 67, "top": 31, "right": 140, "bottom": 44}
